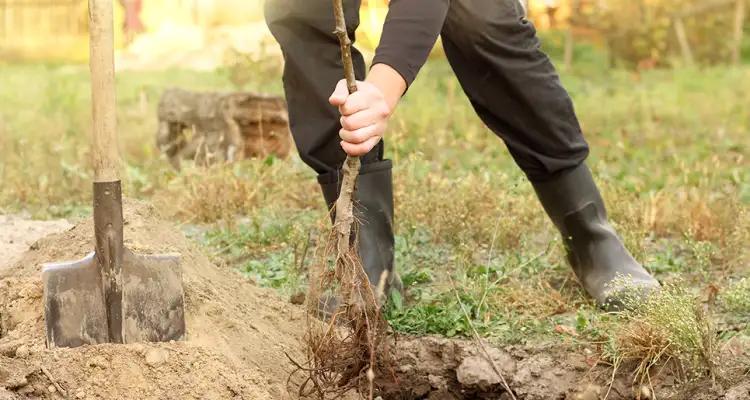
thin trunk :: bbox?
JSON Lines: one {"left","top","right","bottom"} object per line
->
{"left": 331, "top": 0, "right": 361, "bottom": 257}
{"left": 732, "top": 0, "right": 746, "bottom": 65}
{"left": 674, "top": 18, "right": 695, "bottom": 67}
{"left": 564, "top": 0, "right": 580, "bottom": 70}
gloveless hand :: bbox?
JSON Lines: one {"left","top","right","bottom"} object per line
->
{"left": 328, "top": 64, "right": 407, "bottom": 157}
{"left": 328, "top": 79, "right": 392, "bottom": 156}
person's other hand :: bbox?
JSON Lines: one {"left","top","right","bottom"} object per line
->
{"left": 329, "top": 79, "right": 392, "bottom": 157}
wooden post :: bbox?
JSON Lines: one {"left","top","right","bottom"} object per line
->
{"left": 1, "top": 0, "right": 6, "bottom": 42}
{"left": 733, "top": 0, "right": 746, "bottom": 65}
{"left": 674, "top": 17, "right": 695, "bottom": 67}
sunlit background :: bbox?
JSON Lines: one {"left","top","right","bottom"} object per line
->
{"left": 0, "top": 0, "right": 584, "bottom": 64}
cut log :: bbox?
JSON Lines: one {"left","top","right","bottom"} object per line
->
{"left": 156, "top": 88, "right": 292, "bottom": 170}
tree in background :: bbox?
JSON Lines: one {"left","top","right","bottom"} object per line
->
{"left": 578, "top": 0, "right": 745, "bottom": 67}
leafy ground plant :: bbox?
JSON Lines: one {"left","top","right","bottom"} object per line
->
{"left": 719, "top": 278, "right": 750, "bottom": 315}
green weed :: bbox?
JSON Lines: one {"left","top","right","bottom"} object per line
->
{"left": 719, "top": 278, "right": 750, "bottom": 315}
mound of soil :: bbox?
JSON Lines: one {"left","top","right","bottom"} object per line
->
{"left": 0, "top": 201, "right": 307, "bottom": 399}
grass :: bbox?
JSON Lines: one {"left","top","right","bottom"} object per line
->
{"left": 1, "top": 40, "right": 748, "bottom": 384}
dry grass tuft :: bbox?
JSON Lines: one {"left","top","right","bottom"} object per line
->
{"left": 642, "top": 189, "right": 739, "bottom": 242}
{"left": 395, "top": 166, "right": 545, "bottom": 249}
{"left": 153, "top": 161, "right": 319, "bottom": 224}
{"left": 605, "top": 281, "right": 717, "bottom": 389}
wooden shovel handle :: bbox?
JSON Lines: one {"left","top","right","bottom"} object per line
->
{"left": 89, "top": 0, "right": 120, "bottom": 183}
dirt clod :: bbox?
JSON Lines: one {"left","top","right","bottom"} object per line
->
{"left": 639, "top": 385, "right": 652, "bottom": 399}
{"left": 144, "top": 348, "right": 169, "bottom": 366}
{"left": 575, "top": 384, "right": 601, "bottom": 400}
{"left": 13, "top": 346, "right": 28, "bottom": 359}
{"left": 456, "top": 355, "right": 503, "bottom": 389}
{"left": 725, "top": 381, "right": 750, "bottom": 400}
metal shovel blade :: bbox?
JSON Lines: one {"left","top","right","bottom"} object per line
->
{"left": 42, "top": 249, "right": 186, "bottom": 348}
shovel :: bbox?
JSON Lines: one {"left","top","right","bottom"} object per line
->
{"left": 42, "top": 0, "right": 186, "bottom": 349}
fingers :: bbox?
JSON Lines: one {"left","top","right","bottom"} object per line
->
{"left": 329, "top": 79, "right": 390, "bottom": 157}
{"left": 331, "top": 82, "right": 389, "bottom": 117}
{"left": 339, "top": 123, "right": 381, "bottom": 144}
{"left": 340, "top": 107, "right": 386, "bottom": 131}
{"left": 338, "top": 91, "right": 372, "bottom": 116}
{"left": 341, "top": 135, "right": 382, "bottom": 157}
{"left": 328, "top": 79, "right": 350, "bottom": 106}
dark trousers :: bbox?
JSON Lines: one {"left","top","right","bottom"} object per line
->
{"left": 264, "top": 0, "right": 589, "bottom": 182}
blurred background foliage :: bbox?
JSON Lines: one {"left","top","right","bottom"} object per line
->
{"left": 0, "top": 0, "right": 747, "bottom": 68}
{"left": 581, "top": 0, "right": 743, "bottom": 67}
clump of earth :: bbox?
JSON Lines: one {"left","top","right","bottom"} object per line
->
{"left": 0, "top": 201, "right": 746, "bottom": 399}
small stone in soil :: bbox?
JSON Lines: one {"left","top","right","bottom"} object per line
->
{"left": 48, "top": 385, "right": 57, "bottom": 393}
{"left": 457, "top": 356, "right": 502, "bottom": 389}
{"left": 289, "top": 292, "right": 305, "bottom": 305}
{"left": 7, "top": 375, "right": 28, "bottom": 389}
{"left": 15, "top": 345, "right": 30, "bottom": 359}
{"left": 88, "top": 356, "right": 109, "bottom": 369}
{"left": 576, "top": 384, "right": 601, "bottom": 400}
{"left": 145, "top": 348, "right": 170, "bottom": 366}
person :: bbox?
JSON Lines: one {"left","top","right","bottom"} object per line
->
{"left": 264, "top": 0, "right": 659, "bottom": 310}
{"left": 119, "top": 0, "right": 144, "bottom": 44}
{"left": 544, "top": 0, "right": 561, "bottom": 27}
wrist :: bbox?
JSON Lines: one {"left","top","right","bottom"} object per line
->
{"left": 366, "top": 63, "right": 407, "bottom": 114}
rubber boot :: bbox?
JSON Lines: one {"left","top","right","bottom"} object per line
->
{"left": 318, "top": 160, "right": 402, "bottom": 303}
{"left": 532, "top": 163, "right": 660, "bottom": 310}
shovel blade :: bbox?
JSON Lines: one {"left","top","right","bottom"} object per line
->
{"left": 120, "top": 248, "right": 185, "bottom": 343}
{"left": 42, "top": 249, "right": 186, "bottom": 348}
{"left": 42, "top": 253, "right": 109, "bottom": 348}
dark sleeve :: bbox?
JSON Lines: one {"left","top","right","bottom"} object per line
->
{"left": 371, "top": 0, "right": 450, "bottom": 87}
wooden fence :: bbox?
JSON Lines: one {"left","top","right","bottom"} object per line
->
{"left": 0, "top": 0, "right": 89, "bottom": 59}
{"left": 0, "top": 0, "right": 88, "bottom": 41}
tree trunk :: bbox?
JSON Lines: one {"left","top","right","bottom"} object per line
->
{"left": 733, "top": 0, "right": 746, "bottom": 65}
{"left": 674, "top": 18, "right": 695, "bottom": 67}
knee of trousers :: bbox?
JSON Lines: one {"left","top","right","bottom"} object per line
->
{"left": 444, "top": 0, "right": 530, "bottom": 46}
{"left": 518, "top": 145, "right": 591, "bottom": 183}
{"left": 265, "top": 0, "right": 360, "bottom": 43}
{"left": 263, "top": 0, "right": 284, "bottom": 32}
